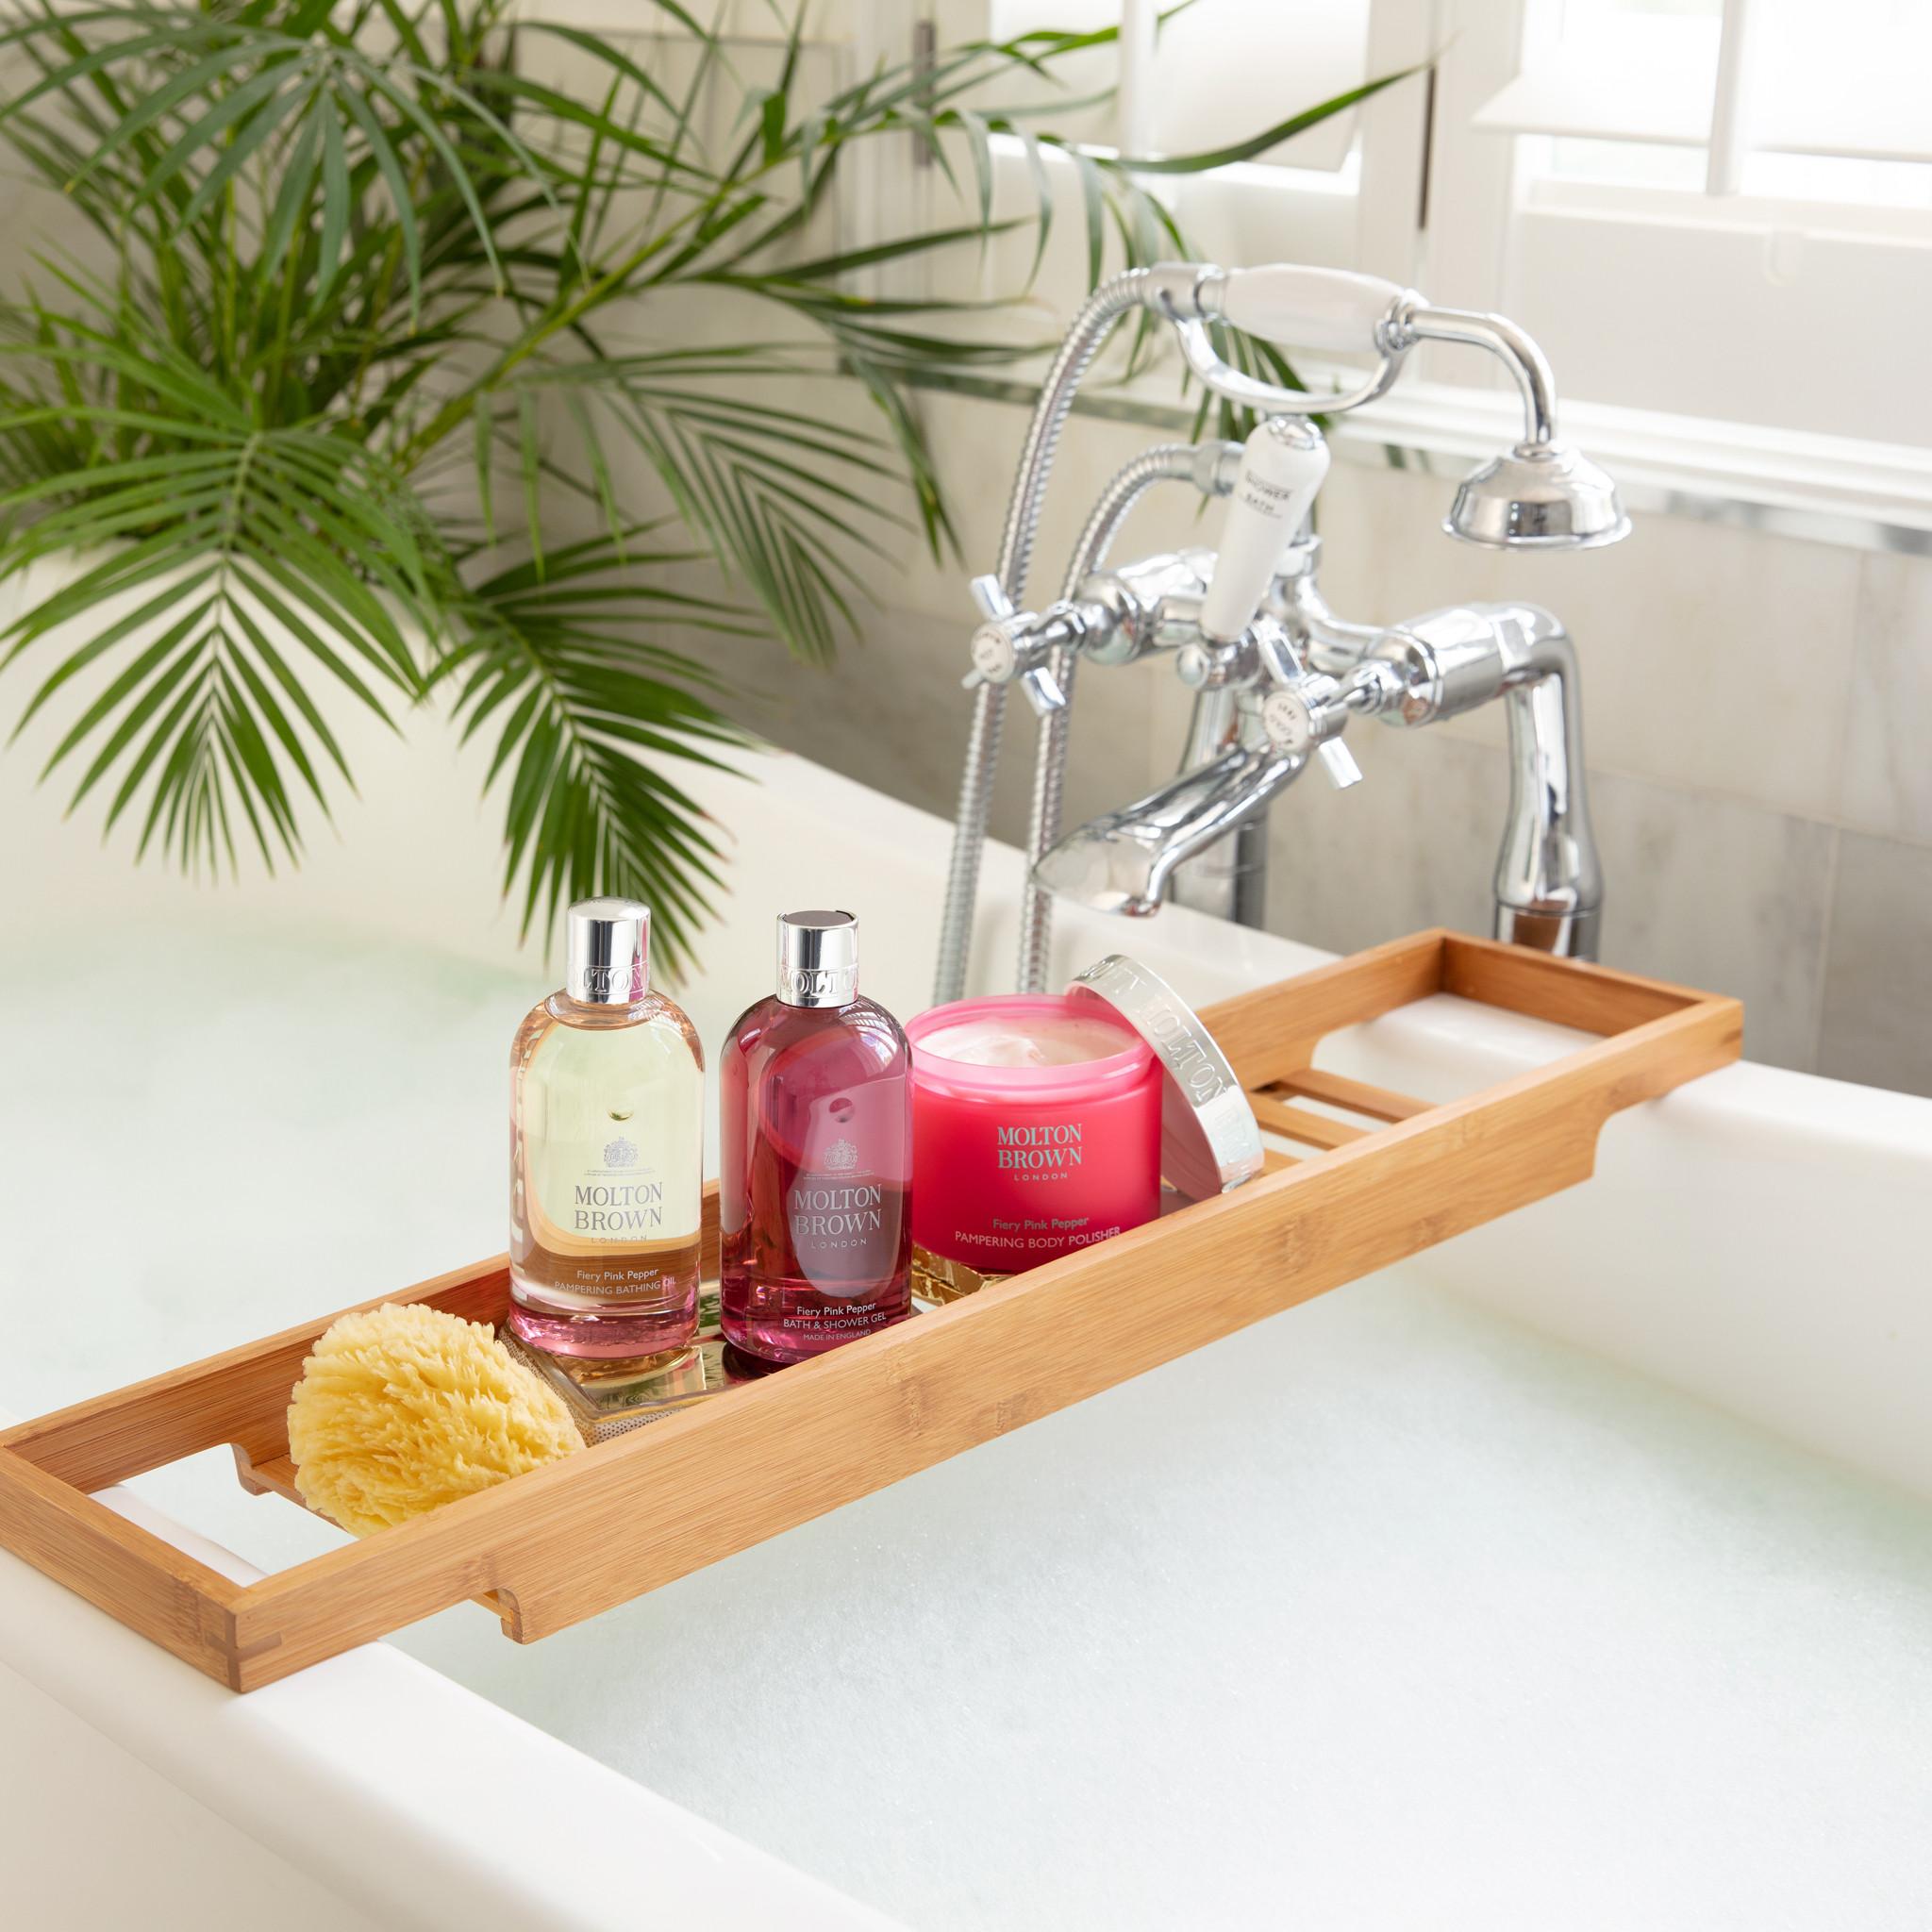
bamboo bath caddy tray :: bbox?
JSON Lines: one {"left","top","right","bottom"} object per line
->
{"left": 0, "top": 930, "right": 1740, "bottom": 1690}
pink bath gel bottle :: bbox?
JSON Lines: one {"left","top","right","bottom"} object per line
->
{"left": 721, "top": 911, "right": 912, "bottom": 1363}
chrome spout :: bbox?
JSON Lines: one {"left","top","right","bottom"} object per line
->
{"left": 1167, "top": 685, "right": 1269, "bottom": 924}
{"left": 1032, "top": 736, "right": 1303, "bottom": 918}
{"left": 1363, "top": 600, "right": 1604, "bottom": 958}
{"left": 1492, "top": 625, "right": 1602, "bottom": 955}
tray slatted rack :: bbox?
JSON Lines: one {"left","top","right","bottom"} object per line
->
{"left": 0, "top": 930, "right": 1740, "bottom": 1690}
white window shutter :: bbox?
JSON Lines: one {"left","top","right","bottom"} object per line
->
{"left": 1471, "top": 0, "right": 1932, "bottom": 175}
{"left": 987, "top": 0, "right": 1373, "bottom": 170}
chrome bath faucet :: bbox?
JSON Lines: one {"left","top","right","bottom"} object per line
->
{"left": 932, "top": 263, "right": 1628, "bottom": 1000}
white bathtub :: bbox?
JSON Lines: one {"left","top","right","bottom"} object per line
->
{"left": 4, "top": 741, "right": 1931, "bottom": 1930}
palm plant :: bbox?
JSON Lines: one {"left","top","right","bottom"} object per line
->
{"left": 0, "top": 0, "right": 1400, "bottom": 970}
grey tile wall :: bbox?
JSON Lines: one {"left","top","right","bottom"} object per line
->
{"left": 1840, "top": 551, "right": 1932, "bottom": 846}
{"left": 1818, "top": 835, "right": 1932, "bottom": 1095}
{"left": 1258, "top": 726, "right": 1836, "bottom": 1073}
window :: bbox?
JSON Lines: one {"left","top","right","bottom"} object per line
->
{"left": 889, "top": 0, "right": 1932, "bottom": 459}
{"left": 897, "top": 0, "right": 1387, "bottom": 320}
{"left": 985, "top": 0, "right": 1370, "bottom": 173}
{"left": 473, "top": 0, "right": 1932, "bottom": 558}
{"left": 1481, "top": 0, "right": 1932, "bottom": 204}
{"left": 1453, "top": 0, "right": 1932, "bottom": 443}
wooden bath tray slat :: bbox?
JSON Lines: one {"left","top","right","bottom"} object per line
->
{"left": 1250, "top": 1089, "right": 1373, "bottom": 1148}
{"left": 1271, "top": 1065, "right": 1429, "bottom": 1123}
{"left": 0, "top": 930, "right": 1740, "bottom": 1690}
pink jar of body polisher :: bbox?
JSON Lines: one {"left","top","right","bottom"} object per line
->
{"left": 906, "top": 994, "right": 1162, "bottom": 1289}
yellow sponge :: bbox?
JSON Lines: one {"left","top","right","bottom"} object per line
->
{"left": 289, "top": 1302, "right": 581, "bottom": 1537}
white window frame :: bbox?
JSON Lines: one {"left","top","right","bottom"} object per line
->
{"left": 1403, "top": 0, "right": 1932, "bottom": 541}
{"left": 848, "top": 0, "right": 1932, "bottom": 552}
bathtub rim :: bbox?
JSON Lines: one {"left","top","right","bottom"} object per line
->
{"left": 0, "top": 1444, "right": 900, "bottom": 1932}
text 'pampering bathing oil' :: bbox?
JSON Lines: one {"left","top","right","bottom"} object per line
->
{"left": 509, "top": 898, "right": 705, "bottom": 1360}
{"left": 720, "top": 910, "right": 912, "bottom": 1363}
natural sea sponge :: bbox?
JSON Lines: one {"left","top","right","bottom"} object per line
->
{"left": 289, "top": 1302, "right": 581, "bottom": 1537}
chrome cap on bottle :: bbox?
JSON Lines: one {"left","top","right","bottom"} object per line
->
{"left": 776, "top": 908, "right": 859, "bottom": 1008}
{"left": 565, "top": 897, "right": 651, "bottom": 1005}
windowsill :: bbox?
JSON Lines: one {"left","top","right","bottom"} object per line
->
{"left": 1342, "top": 379, "right": 1932, "bottom": 557}
{"left": 897, "top": 361, "right": 1932, "bottom": 558}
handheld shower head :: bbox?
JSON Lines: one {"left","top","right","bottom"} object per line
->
{"left": 1445, "top": 441, "right": 1630, "bottom": 551}
{"left": 1395, "top": 303, "right": 1630, "bottom": 553}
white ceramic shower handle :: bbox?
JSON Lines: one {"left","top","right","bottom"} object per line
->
{"left": 1200, "top": 420, "right": 1331, "bottom": 643}
{"left": 1215, "top": 266, "right": 1406, "bottom": 355}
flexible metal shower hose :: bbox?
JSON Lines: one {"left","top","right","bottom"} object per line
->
{"left": 930, "top": 269, "right": 1168, "bottom": 1006}
{"left": 1013, "top": 443, "right": 1206, "bottom": 992}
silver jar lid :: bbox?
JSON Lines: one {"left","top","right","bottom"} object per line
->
{"left": 777, "top": 908, "right": 859, "bottom": 1008}
{"left": 565, "top": 897, "right": 651, "bottom": 1005}
{"left": 1066, "top": 954, "right": 1264, "bottom": 1200}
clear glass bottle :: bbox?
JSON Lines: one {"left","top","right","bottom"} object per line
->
{"left": 509, "top": 898, "right": 704, "bottom": 1360}
{"left": 720, "top": 910, "right": 912, "bottom": 1363}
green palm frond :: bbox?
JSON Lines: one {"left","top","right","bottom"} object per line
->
{"left": 450, "top": 531, "right": 754, "bottom": 974}
{"left": 0, "top": 0, "right": 563, "bottom": 305}
{"left": 0, "top": 287, "right": 436, "bottom": 872}
{"left": 0, "top": 0, "right": 1421, "bottom": 960}
{"left": 509, "top": 347, "right": 930, "bottom": 664}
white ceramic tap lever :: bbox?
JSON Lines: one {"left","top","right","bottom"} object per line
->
{"left": 1199, "top": 418, "right": 1331, "bottom": 644}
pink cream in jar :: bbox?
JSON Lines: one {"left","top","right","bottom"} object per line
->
{"left": 907, "top": 995, "right": 1161, "bottom": 1280}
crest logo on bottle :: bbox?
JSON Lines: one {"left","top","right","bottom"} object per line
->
{"left": 604, "top": 1135, "right": 639, "bottom": 1168}
{"left": 823, "top": 1137, "right": 860, "bottom": 1174}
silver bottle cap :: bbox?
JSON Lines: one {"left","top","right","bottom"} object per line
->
{"left": 776, "top": 908, "right": 858, "bottom": 1008}
{"left": 565, "top": 897, "right": 651, "bottom": 1005}
{"left": 1066, "top": 954, "right": 1264, "bottom": 1200}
